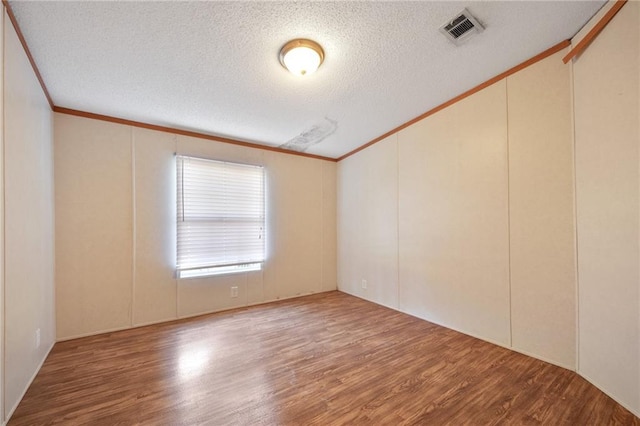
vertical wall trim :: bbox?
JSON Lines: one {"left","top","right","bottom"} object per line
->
{"left": 395, "top": 133, "right": 400, "bottom": 310}
{"left": 562, "top": 0, "right": 628, "bottom": 64}
{"left": 569, "top": 55, "right": 581, "bottom": 373}
{"left": 320, "top": 162, "right": 324, "bottom": 293}
{"left": 244, "top": 273, "right": 248, "bottom": 307}
{"left": 130, "top": 126, "right": 135, "bottom": 327}
{"left": 0, "top": 1, "right": 53, "bottom": 109}
{"left": 0, "top": 9, "right": 5, "bottom": 423}
{"left": 174, "top": 135, "right": 178, "bottom": 318}
{"left": 505, "top": 79, "right": 513, "bottom": 348}
{"left": 637, "top": 8, "right": 640, "bottom": 404}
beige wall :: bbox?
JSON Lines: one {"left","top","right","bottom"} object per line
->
{"left": 573, "top": 1, "right": 640, "bottom": 416}
{"left": 337, "top": 135, "right": 398, "bottom": 310}
{"left": 3, "top": 9, "right": 55, "bottom": 422}
{"left": 133, "top": 128, "right": 176, "bottom": 324}
{"left": 55, "top": 118, "right": 133, "bottom": 337}
{"left": 55, "top": 115, "right": 337, "bottom": 340}
{"left": 338, "top": 49, "right": 577, "bottom": 368}
{"left": 398, "top": 80, "right": 511, "bottom": 347}
{"left": 507, "top": 50, "right": 576, "bottom": 368}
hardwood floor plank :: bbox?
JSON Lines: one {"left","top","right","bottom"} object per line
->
{"left": 8, "top": 291, "right": 639, "bottom": 425}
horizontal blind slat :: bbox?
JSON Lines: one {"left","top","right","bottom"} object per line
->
{"left": 176, "top": 155, "right": 265, "bottom": 272}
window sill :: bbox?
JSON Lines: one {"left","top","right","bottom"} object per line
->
{"left": 177, "top": 263, "right": 262, "bottom": 279}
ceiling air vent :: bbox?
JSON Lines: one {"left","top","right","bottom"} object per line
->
{"left": 440, "top": 9, "right": 484, "bottom": 46}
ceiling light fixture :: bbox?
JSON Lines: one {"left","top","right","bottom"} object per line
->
{"left": 279, "top": 39, "right": 324, "bottom": 76}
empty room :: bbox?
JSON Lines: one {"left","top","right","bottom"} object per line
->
{"left": 0, "top": 0, "right": 639, "bottom": 424}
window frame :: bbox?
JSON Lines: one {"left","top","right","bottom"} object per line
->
{"left": 176, "top": 155, "right": 266, "bottom": 279}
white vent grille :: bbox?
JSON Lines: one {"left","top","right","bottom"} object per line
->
{"left": 440, "top": 9, "right": 484, "bottom": 45}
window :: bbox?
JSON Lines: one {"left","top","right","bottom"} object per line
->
{"left": 176, "top": 155, "right": 265, "bottom": 278}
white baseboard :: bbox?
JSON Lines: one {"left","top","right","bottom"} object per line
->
{"left": 578, "top": 371, "right": 640, "bottom": 419}
{"left": 337, "top": 289, "right": 640, "bottom": 419}
{"left": 337, "top": 287, "right": 400, "bottom": 311}
{"left": 247, "top": 290, "right": 333, "bottom": 308}
{"left": 4, "top": 342, "right": 55, "bottom": 424}
{"left": 338, "top": 289, "right": 576, "bottom": 370}
{"left": 507, "top": 345, "right": 575, "bottom": 371}
{"left": 56, "top": 324, "right": 132, "bottom": 342}
{"left": 132, "top": 316, "right": 180, "bottom": 329}
{"left": 177, "top": 289, "right": 335, "bottom": 320}
{"left": 56, "top": 290, "right": 338, "bottom": 342}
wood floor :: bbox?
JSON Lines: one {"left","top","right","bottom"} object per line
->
{"left": 9, "top": 291, "right": 639, "bottom": 425}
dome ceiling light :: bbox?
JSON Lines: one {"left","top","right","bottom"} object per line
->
{"left": 279, "top": 39, "right": 324, "bottom": 76}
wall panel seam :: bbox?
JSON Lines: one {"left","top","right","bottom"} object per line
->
{"left": 505, "top": 78, "right": 513, "bottom": 348}
{"left": 174, "top": 135, "right": 178, "bottom": 318}
{"left": 321, "top": 163, "right": 324, "bottom": 293}
{"left": 569, "top": 55, "right": 580, "bottom": 372}
{"left": 1, "top": 9, "right": 5, "bottom": 422}
{"left": 130, "top": 126, "right": 135, "bottom": 327}
{"left": 395, "top": 133, "right": 400, "bottom": 311}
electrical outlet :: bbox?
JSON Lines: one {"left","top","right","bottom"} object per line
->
{"left": 231, "top": 286, "right": 239, "bottom": 298}
{"left": 361, "top": 279, "right": 367, "bottom": 289}
{"left": 35, "top": 328, "right": 41, "bottom": 349}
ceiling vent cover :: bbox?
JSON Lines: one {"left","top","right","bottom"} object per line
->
{"left": 440, "top": 9, "right": 484, "bottom": 45}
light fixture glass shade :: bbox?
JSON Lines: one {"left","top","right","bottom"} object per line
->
{"left": 279, "top": 39, "right": 324, "bottom": 76}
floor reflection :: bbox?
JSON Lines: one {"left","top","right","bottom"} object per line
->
{"left": 178, "top": 345, "right": 211, "bottom": 380}
{"left": 172, "top": 324, "right": 280, "bottom": 424}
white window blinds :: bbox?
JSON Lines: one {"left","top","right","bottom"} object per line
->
{"left": 176, "top": 155, "right": 265, "bottom": 278}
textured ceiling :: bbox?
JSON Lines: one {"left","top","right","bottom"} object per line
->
{"left": 9, "top": 1, "right": 604, "bottom": 158}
